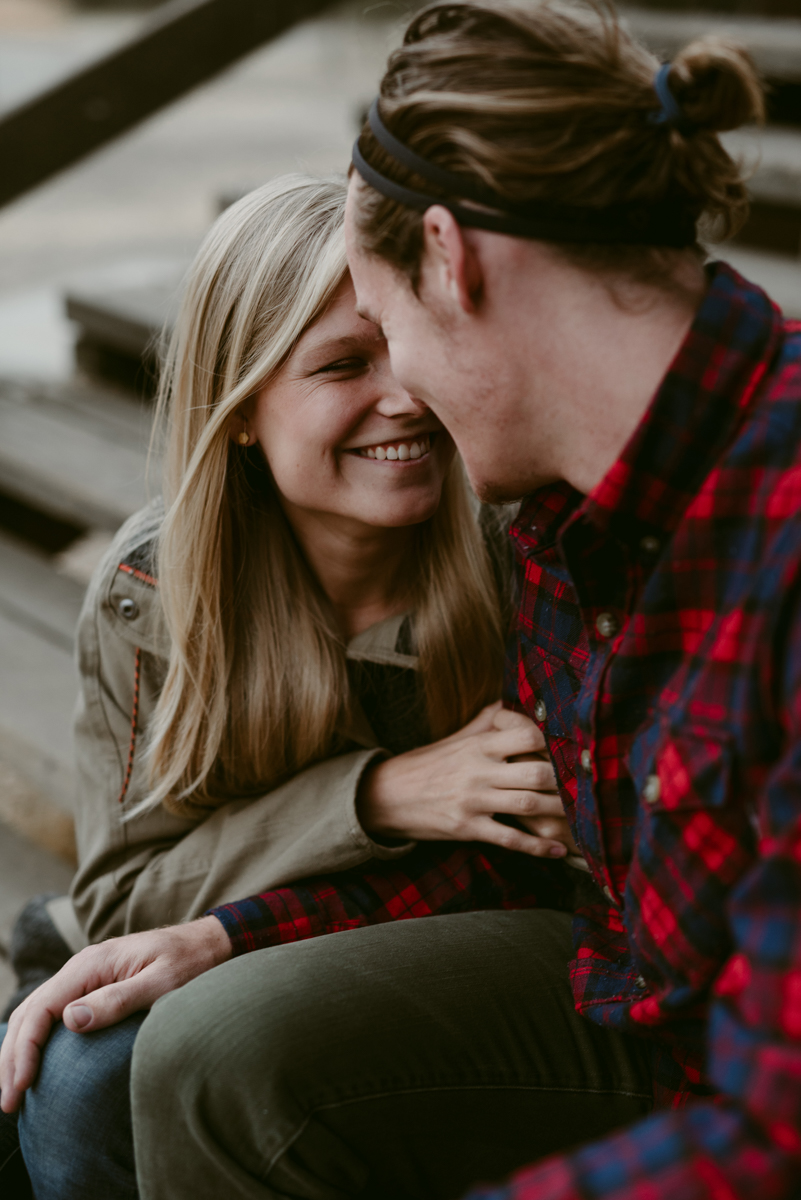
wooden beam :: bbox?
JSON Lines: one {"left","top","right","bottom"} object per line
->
{"left": 0, "top": 0, "right": 336, "bottom": 210}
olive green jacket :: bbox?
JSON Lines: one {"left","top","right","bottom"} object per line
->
{"left": 68, "top": 504, "right": 423, "bottom": 944}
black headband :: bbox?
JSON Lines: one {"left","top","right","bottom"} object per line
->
{"left": 352, "top": 98, "right": 698, "bottom": 248}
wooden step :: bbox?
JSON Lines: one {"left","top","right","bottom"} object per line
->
{"left": 0, "top": 529, "right": 86, "bottom": 654}
{"left": 65, "top": 262, "right": 186, "bottom": 361}
{"left": 623, "top": 7, "right": 801, "bottom": 85}
{"left": 0, "top": 533, "right": 83, "bottom": 866}
{"left": 64, "top": 258, "right": 189, "bottom": 393}
{"left": 0, "top": 378, "right": 155, "bottom": 870}
{"left": 723, "top": 127, "right": 801, "bottom": 257}
{"left": 0, "top": 820, "right": 74, "bottom": 1014}
{"left": 627, "top": 1, "right": 797, "bottom": 16}
{"left": 0, "top": 562, "right": 79, "bottom": 859}
{"left": 0, "top": 823, "right": 74, "bottom": 956}
{"left": 729, "top": 127, "right": 801, "bottom": 211}
{"left": 0, "top": 376, "right": 155, "bottom": 531}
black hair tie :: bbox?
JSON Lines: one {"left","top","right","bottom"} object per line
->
{"left": 353, "top": 95, "right": 697, "bottom": 247}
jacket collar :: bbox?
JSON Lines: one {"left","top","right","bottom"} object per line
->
{"left": 346, "top": 611, "right": 417, "bottom": 670}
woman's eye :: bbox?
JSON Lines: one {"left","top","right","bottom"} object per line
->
{"left": 317, "top": 358, "right": 366, "bottom": 374}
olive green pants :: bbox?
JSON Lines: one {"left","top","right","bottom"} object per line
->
{"left": 131, "top": 911, "right": 652, "bottom": 1200}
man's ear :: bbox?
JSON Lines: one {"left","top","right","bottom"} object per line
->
{"left": 421, "top": 205, "right": 483, "bottom": 314}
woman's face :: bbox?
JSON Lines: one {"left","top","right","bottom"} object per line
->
{"left": 248, "top": 276, "right": 454, "bottom": 533}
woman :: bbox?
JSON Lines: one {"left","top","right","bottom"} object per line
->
{"left": 58, "top": 173, "right": 569, "bottom": 951}
{"left": 0, "top": 173, "right": 575, "bottom": 1198}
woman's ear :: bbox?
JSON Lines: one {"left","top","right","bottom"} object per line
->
{"left": 229, "top": 410, "right": 253, "bottom": 447}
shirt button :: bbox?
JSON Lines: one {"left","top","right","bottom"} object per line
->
{"left": 118, "top": 598, "right": 139, "bottom": 620}
{"left": 640, "top": 535, "right": 661, "bottom": 556}
{"left": 533, "top": 699, "right": 547, "bottom": 723}
{"left": 643, "top": 774, "right": 661, "bottom": 805}
{"left": 595, "top": 612, "right": 619, "bottom": 639}
{"left": 635, "top": 974, "right": 648, "bottom": 991}
{"left": 580, "top": 748, "right": 592, "bottom": 773}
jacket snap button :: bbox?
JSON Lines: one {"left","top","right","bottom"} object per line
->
{"left": 595, "top": 612, "right": 619, "bottom": 638}
{"left": 533, "top": 699, "right": 547, "bottom": 723}
{"left": 635, "top": 975, "right": 648, "bottom": 991}
{"left": 118, "top": 598, "right": 139, "bottom": 620}
{"left": 580, "top": 748, "right": 592, "bottom": 772}
{"left": 640, "top": 535, "right": 660, "bottom": 556}
{"left": 643, "top": 774, "right": 661, "bottom": 805}
{"left": 603, "top": 885, "right": 617, "bottom": 905}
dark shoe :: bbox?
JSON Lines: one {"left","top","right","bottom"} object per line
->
{"left": 2, "top": 894, "right": 73, "bottom": 1021}
{"left": 0, "top": 1110, "right": 33, "bottom": 1200}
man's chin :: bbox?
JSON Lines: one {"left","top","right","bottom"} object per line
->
{"left": 466, "top": 460, "right": 561, "bottom": 506}
{"left": 473, "top": 481, "right": 528, "bottom": 505}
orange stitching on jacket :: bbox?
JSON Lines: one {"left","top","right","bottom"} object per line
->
{"left": 117, "top": 646, "right": 141, "bottom": 805}
{"left": 118, "top": 562, "right": 158, "bottom": 587}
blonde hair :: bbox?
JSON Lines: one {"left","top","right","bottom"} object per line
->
{"left": 352, "top": 0, "right": 765, "bottom": 286}
{"left": 144, "top": 175, "right": 503, "bottom": 815}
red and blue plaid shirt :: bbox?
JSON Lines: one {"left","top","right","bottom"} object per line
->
{"left": 213, "top": 263, "right": 801, "bottom": 1198}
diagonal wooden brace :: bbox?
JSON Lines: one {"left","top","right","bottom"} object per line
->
{"left": 0, "top": 0, "right": 337, "bottom": 210}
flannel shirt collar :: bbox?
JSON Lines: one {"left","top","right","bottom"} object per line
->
{"left": 511, "top": 262, "right": 783, "bottom": 555}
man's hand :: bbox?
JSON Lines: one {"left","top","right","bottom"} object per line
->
{"left": 0, "top": 915, "right": 231, "bottom": 1114}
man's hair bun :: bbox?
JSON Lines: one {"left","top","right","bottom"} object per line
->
{"left": 353, "top": 2, "right": 770, "bottom": 285}
{"left": 670, "top": 38, "right": 765, "bottom": 133}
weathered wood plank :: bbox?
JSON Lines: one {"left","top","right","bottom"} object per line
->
{"left": 623, "top": 7, "right": 801, "bottom": 84}
{"left": 0, "top": 821, "right": 73, "bottom": 965}
{"left": 0, "top": 0, "right": 337, "bottom": 208}
{"left": 0, "top": 531, "right": 85, "bottom": 654}
{"left": 0, "top": 379, "right": 155, "bottom": 531}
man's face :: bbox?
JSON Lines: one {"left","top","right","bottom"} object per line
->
{"left": 345, "top": 180, "right": 556, "bottom": 503}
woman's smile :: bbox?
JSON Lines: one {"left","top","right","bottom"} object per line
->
{"left": 348, "top": 432, "right": 434, "bottom": 462}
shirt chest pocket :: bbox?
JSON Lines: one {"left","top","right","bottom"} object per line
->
{"left": 633, "top": 730, "right": 733, "bottom": 814}
{"left": 626, "top": 728, "right": 757, "bottom": 988}
{"left": 629, "top": 726, "right": 756, "bottom": 894}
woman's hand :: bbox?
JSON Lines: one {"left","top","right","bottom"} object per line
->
{"left": 492, "top": 707, "right": 579, "bottom": 856}
{"left": 0, "top": 915, "right": 230, "bottom": 1114}
{"left": 358, "top": 701, "right": 577, "bottom": 857}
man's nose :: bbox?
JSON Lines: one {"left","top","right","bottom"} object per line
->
{"left": 373, "top": 386, "right": 430, "bottom": 418}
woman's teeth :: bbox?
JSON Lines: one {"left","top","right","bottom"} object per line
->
{"left": 359, "top": 437, "right": 431, "bottom": 461}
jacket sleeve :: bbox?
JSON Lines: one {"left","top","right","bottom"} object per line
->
{"left": 70, "top": 553, "right": 414, "bottom": 943}
{"left": 462, "top": 609, "right": 801, "bottom": 1200}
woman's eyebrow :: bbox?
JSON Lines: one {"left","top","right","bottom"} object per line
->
{"left": 301, "top": 332, "right": 380, "bottom": 358}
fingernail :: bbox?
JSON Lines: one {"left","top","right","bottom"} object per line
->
{"left": 68, "top": 1005, "right": 93, "bottom": 1030}
{"left": 549, "top": 845, "right": 566, "bottom": 857}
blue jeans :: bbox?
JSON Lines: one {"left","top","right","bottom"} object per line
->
{"left": 1, "top": 1014, "right": 144, "bottom": 1200}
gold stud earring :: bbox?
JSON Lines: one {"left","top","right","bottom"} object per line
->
{"left": 238, "top": 431, "right": 249, "bottom": 446}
